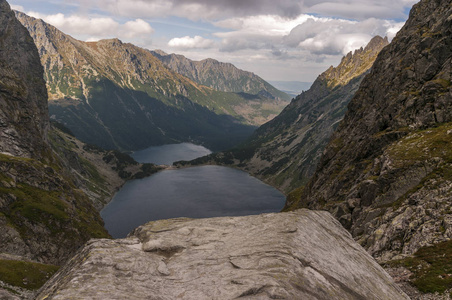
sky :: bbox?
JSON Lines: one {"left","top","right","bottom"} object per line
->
{"left": 8, "top": 0, "right": 419, "bottom": 83}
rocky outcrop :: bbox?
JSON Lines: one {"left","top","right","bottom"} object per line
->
{"left": 0, "top": 0, "right": 49, "bottom": 159}
{"left": 151, "top": 50, "right": 290, "bottom": 100}
{"left": 181, "top": 36, "right": 388, "bottom": 194}
{"left": 36, "top": 210, "right": 408, "bottom": 299}
{"left": 293, "top": 0, "right": 451, "bottom": 263}
{"left": 14, "top": 12, "right": 289, "bottom": 151}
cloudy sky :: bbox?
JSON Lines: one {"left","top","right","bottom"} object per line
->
{"left": 9, "top": 0, "right": 418, "bottom": 83}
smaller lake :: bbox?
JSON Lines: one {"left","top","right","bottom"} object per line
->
{"left": 101, "top": 143, "right": 286, "bottom": 238}
{"left": 131, "top": 142, "right": 211, "bottom": 165}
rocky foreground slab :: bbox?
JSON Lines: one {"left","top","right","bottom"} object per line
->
{"left": 36, "top": 210, "right": 408, "bottom": 299}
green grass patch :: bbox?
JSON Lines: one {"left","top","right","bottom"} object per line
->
{"left": 10, "top": 185, "right": 69, "bottom": 221}
{"left": 374, "top": 123, "right": 452, "bottom": 210}
{"left": 1, "top": 183, "right": 71, "bottom": 237}
{"left": 0, "top": 159, "right": 109, "bottom": 239}
{"left": 0, "top": 259, "right": 59, "bottom": 290}
{"left": 0, "top": 153, "right": 32, "bottom": 164}
{"left": 80, "top": 157, "right": 107, "bottom": 187}
{"left": 432, "top": 79, "right": 451, "bottom": 89}
{"left": 387, "top": 123, "right": 452, "bottom": 165}
{"left": 387, "top": 240, "right": 452, "bottom": 294}
{"left": 283, "top": 185, "right": 306, "bottom": 211}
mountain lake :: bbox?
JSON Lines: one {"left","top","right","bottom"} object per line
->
{"left": 101, "top": 143, "right": 286, "bottom": 238}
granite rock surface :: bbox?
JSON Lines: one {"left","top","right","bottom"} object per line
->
{"left": 37, "top": 210, "right": 408, "bottom": 299}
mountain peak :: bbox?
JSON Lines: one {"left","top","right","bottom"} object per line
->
{"left": 97, "top": 38, "right": 123, "bottom": 46}
{"left": 151, "top": 49, "right": 168, "bottom": 56}
{"left": 150, "top": 50, "right": 290, "bottom": 100}
{"left": 321, "top": 35, "right": 389, "bottom": 88}
{"left": 296, "top": 0, "right": 452, "bottom": 262}
{"left": 16, "top": 11, "right": 289, "bottom": 151}
{"left": 365, "top": 35, "right": 388, "bottom": 52}
{"left": 195, "top": 36, "right": 388, "bottom": 193}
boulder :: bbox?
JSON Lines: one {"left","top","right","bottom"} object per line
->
{"left": 37, "top": 210, "right": 408, "bottom": 299}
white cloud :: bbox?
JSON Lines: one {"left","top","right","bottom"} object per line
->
{"left": 46, "top": 13, "right": 119, "bottom": 36}
{"left": 285, "top": 17, "right": 403, "bottom": 55}
{"left": 15, "top": 0, "right": 419, "bottom": 82}
{"left": 213, "top": 14, "right": 403, "bottom": 56}
{"left": 168, "top": 36, "right": 215, "bottom": 49}
{"left": 401, "top": 0, "right": 419, "bottom": 4}
{"left": 26, "top": 12, "right": 153, "bottom": 45}
{"left": 120, "top": 19, "right": 154, "bottom": 38}
{"left": 10, "top": 4, "right": 24, "bottom": 11}
{"left": 384, "top": 21, "right": 405, "bottom": 40}
{"left": 214, "top": 15, "right": 316, "bottom": 52}
{"left": 306, "top": 2, "right": 398, "bottom": 20}
{"left": 100, "top": 0, "right": 173, "bottom": 19}
{"left": 215, "top": 15, "right": 313, "bottom": 36}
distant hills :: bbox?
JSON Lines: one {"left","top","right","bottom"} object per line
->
{"left": 15, "top": 12, "right": 289, "bottom": 151}
{"left": 268, "top": 81, "right": 313, "bottom": 97}
{"left": 151, "top": 50, "right": 291, "bottom": 101}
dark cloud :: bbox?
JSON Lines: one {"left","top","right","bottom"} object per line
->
{"left": 96, "top": 0, "right": 417, "bottom": 20}
{"left": 172, "top": 0, "right": 305, "bottom": 18}
{"left": 305, "top": 1, "right": 405, "bottom": 20}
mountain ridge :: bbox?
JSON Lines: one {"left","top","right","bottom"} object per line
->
{"left": 15, "top": 12, "right": 288, "bottom": 151}
{"left": 150, "top": 49, "right": 291, "bottom": 101}
{"left": 179, "top": 35, "right": 389, "bottom": 193}
{"left": 291, "top": 0, "right": 451, "bottom": 267}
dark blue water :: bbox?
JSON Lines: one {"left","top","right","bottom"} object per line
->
{"left": 101, "top": 143, "right": 285, "bottom": 238}
{"left": 131, "top": 142, "right": 212, "bottom": 165}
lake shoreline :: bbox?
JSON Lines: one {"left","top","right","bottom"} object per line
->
{"left": 101, "top": 143, "right": 286, "bottom": 238}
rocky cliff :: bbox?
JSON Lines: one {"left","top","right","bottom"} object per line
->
{"left": 291, "top": 0, "right": 451, "bottom": 271}
{"left": 0, "top": 0, "right": 109, "bottom": 266}
{"left": 15, "top": 12, "right": 289, "bottom": 151}
{"left": 181, "top": 36, "right": 388, "bottom": 194}
{"left": 0, "top": 2, "right": 154, "bottom": 297}
{"left": 0, "top": 1, "right": 49, "bottom": 159}
{"left": 36, "top": 210, "right": 408, "bottom": 299}
{"left": 151, "top": 50, "right": 290, "bottom": 100}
